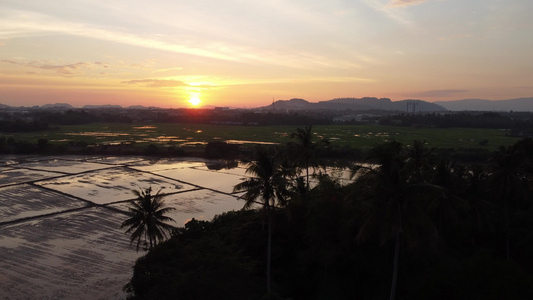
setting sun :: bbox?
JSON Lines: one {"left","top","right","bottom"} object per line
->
{"left": 188, "top": 96, "right": 201, "bottom": 107}
{"left": 0, "top": 1, "right": 531, "bottom": 108}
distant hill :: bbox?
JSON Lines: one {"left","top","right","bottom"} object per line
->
{"left": 435, "top": 98, "right": 533, "bottom": 112}
{"left": 82, "top": 104, "right": 123, "bottom": 109}
{"left": 41, "top": 103, "right": 74, "bottom": 109}
{"left": 265, "top": 97, "right": 446, "bottom": 112}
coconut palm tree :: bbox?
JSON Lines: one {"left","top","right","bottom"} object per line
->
{"left": 233, "top": 147, "right": 291, "bottom": 295}
{"left": 405, "top": 140, "right": 433, "bottom": 183}
{"left": 351, "top": 141, "right": 442, "bottom": 300}
{"left": 290, "top": 125, "right": 322, "bottom": 189}
{"left": 121, "top": 186, "right": 176, "bottom": 251}
{"left": 489, "top": 145, "right": 528, "bottom": 259}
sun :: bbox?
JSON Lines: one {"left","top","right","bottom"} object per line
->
{"left": 188, "top": 96, "right": 201, "bottom": 107}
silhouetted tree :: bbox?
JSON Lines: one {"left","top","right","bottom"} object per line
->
{"left": 289, "top": 125, "right": 330, "bottom": 191}
{"left": 351, "top": 141, "right": 442, "bottom": 300}
{"left": 489, "top": 145, "right": 528, "bottom": 259}
{"left": 405, "top": 140, "right": 433, "bottom": 183}
{"left": 121, "top": 187, "right": 176, "bottom": 251}
{"left": 233, "top": 147, "right": 291, "bottom": 296}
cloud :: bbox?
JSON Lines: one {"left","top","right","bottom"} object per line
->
{"left": 0, "top": 8, "right": 369, "bottom": 71}
{"left": 121, "top": 79, "right": 189, "bottom": 88}
{"left": 411, "top": 89, "right": 468, "bottom": 98}
{"left": 386, "top": 0, "right": 429, "bottom": 8}
{"left": 33, "top": 62, "right": 87, "bottom": 75}
{"left": 1, "top": 59, "right": 102, "bottom": 76}
{"left": 0, "top": 9, "right": 239, "bottom": 62}
{"left": 93, "top": 61, "right": 109, "bottom": 68}
{"left": 217, "top": 76, "right": 376, "bottom": 87}
{"left": 0, "top": 59, "right": 17, "bottom": 65}
{"left": 152, "top": 67, "right": 183, "bottom": 73}
{"left": 360, "top": 0, "right": 415, "bottom": 25}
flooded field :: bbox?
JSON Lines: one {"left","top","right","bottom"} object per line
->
{"left": 8, "top": 123, "right": 520, "bottom": 151}
{"left": 0, "top": 155, "right": 249, "bottom": 300}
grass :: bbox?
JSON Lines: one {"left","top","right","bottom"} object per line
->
{"left": 4, "top": 123, "right": 520, "bottom": 151}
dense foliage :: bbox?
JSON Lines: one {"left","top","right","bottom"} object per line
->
{"left": 379, "top": 111, "right": 533, "bottom": 131}
{"left": 2, "top": 107, "right": 533, "bottom": 130}
{"left": 125, "top": 135, "right": 533, "bottom": 299}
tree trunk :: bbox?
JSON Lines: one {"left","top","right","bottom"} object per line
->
{"left": 305, "top": 160, "right": 309, "bottom": 190}
{"left": 505, "top": 202, "right": 510, "bottom": 260}
{"left": 267, "top": 212, "right": 272, "bottom": 296}
{"left": 390, "top": 232, "right": 401, "bottom": 300}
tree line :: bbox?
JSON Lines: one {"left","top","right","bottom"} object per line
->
{"left": 2, "top": 108, "right": 533, "bottom": 131}
{"left": 378, "top": 112, "right": 533, "bottom": 136}
{"left": 123, "top": 126, "right": 533, "bottom": 299}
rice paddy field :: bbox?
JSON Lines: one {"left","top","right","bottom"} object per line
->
{"left": 0, "top": 121, "right": 522, "bottom": 299}
{"left": 0, "top": 154, "right": 357, "bottom": 299}
{"left": 5, "top": 123, "right": 521, "bottom": 151}
{"left": 0, "top": 155, "right": 255, "bottom": 299}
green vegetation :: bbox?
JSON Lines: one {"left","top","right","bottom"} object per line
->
{"left": 124, "top": 212, "right": 267, "bottom": 300}
{"left": 124, "top": 131, "right": 533, "bottom": 300}
{"left": 2, "top": 122, "right": 520, "bottom": 151}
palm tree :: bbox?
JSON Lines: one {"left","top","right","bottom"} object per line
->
{"left": 351, "top": 141, "right": 442, "bottom": 300}
{"left": 233, "top": 147, "right": 291, "bottom": 295}
{"left": 460, "top": 164, "right": 496, "bottom": 245}
{"left": 404, "top": 140, "right": 433, "bottom": 183}
{"left": 489, "top": 145, "right": 527, "bottom": 259}
{"left": 121, "top": 186, "right": 176, "bottom": 251}
{"left": 290, "top": 125, "right": 323, "bottom": 189}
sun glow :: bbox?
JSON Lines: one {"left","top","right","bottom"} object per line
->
{"left": 188, "top": 95, "right": 202, "bottom": 107}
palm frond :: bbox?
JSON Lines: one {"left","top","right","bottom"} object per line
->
{"left": 121, "top": 186, "right": 176, "bottom": 251}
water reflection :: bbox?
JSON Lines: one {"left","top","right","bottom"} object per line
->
{"left": 0, "top": 155, "right": 360, "bottom": 300}
{"left": 225, "top": 140, "right": 278, "bottom": 145}
{"left": 0, "top": 155, "right": 249, "bottom": 299}
{"left": 37, "top": 166, "right": 195, "bottom": 205}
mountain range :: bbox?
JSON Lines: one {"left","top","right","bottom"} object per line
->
{"left": 265, "top": 97, "right": 533, "bottom": 112}
{"left": 1, "top": 97, "right": 532, "bottom": 112}
{"left": 266, "top": 97, "right": 446, "bottom": 112}
{"left": 434, "top": 97, "right": 533, "bottom": 112}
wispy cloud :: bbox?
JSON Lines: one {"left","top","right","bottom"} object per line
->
{"left": 32, "top": 62, "right": 87, "bottom": 75}
{"left": 0, "top": 59, "right": 17, "bottom": 65}
{"left": 152, "top": 67, "right": 183, "bottom": 74}
{"left": 0, "top": 8, "right": 368, "bottom": 71}
{"left": 216, "top": 76, "right": 377, "bottom": 87}
{"left": 1, "top": 59, "right": 102, "bottom": 76}
{"left": 386, "top": 0, "right": 429, "bottom": 8}
{"left": 93, "top": 61, "right": 109, "bottom": 68}
{"left": 0, "top": 9, "right": 242, "bottom": 61}
{"left": 360, "top": 0, "right": 416, "bottom": 25}
{"left": 121, "top": 79, "right": 189, "bottom": 88}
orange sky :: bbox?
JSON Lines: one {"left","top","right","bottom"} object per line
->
{"left": 1, "top": 0, "right": 532, "bottom": 108}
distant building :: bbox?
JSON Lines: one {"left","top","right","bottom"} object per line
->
{"left": 333, "top": 114, "right": 379, "bottom": 123}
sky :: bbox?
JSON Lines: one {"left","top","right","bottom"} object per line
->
{"left": 1, "top": 0, "right": 532, "bottom": 108}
